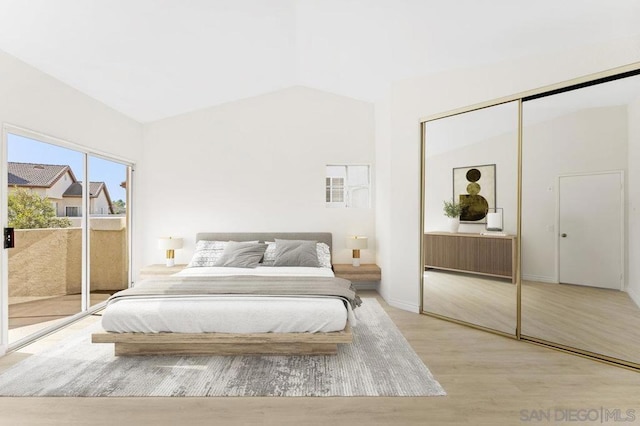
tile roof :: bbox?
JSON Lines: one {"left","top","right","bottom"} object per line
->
{"left": 9, "top": 162, "right": 114, "bottom": 214}
{"left": 63, "top": 181, "right": 114, "bottom": 213}
{"left": 7, "top": 162, "right": 73, "bottom": 187}
{"left": 62, "top": 181, "right": 105, "bottom": 198}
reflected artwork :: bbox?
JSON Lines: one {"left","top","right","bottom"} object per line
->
{"left": 453, "top": 164, "right": 495, "bottom": 223}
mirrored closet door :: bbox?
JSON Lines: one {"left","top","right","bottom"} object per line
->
{"left": 421, "top": 63, "right": 640, "bottom": 369}
{"left": 422, "top": 101, "right": 519, "bottom": 335}
{"left": 521, "top": 72, "right": 640, "bottom": 365}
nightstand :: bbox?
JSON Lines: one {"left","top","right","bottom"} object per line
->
{"left": 139, "top": 264, "right": 187, "bottom": 280}
{"left": 333, "top": 264, "right": 381, "bottom": 288}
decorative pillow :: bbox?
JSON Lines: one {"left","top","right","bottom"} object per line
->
{"left": 262, "top": 241, "right": 331, "bottom": 268}
{"left": 273, "top": 239, "right": 320, "bottom": 267}
{"left": 186, "top": 240, "right": 227, "bottom": 268}
{"left": 215, "top": 241, "right": 268, "bottom": 268}
{"left": 316, "top": 242, "right": 332, "bottom": 268}
{"left": 261, "top": 241, "right": 277, "bottom": 266}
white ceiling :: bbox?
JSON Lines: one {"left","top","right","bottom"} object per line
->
{"left": 0, "top": 0, "right": 639, "bottom": 123}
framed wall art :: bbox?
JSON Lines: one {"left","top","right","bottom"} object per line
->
{"left": 452, "top": 164, "right": 496, "bottom": 224}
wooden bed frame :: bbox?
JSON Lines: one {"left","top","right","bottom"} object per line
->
{"left": 92, "top": 323, "right": 352, "bottom": 356}
{"left": 92, "top": 232, "right": 354, "bottom": 356}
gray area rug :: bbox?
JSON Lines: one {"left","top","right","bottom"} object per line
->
{"left": 0, "top": 298, "right": 445, "bottom": 397}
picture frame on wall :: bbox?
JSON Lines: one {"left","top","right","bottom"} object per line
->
{"left": 452, "top": 164, "right": 496, "bottom": 224}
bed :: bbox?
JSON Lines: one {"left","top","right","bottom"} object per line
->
{"left": 92, "top": 232, "right": 360, "bottom": 356}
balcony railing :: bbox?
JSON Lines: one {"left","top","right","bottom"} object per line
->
{"left": 8, "top": 219, "right": 128, "bottom": 298}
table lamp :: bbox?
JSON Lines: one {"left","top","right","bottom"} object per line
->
{"left": 158, "top": 237, "right": 183, "bottom": 267}
{"left": 486, "top": 208, "right": 504, "bottom": 231}
{"left": 346, "top": 236, "right": 368, "bottom": 267}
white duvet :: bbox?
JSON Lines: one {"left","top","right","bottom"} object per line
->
{"left": 101, "top": 266, "right": 352, "bottom": 334}
{"left": 174, "top": 266, "right": 336, "bottom": 278}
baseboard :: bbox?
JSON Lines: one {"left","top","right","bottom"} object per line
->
{"left": 377, "top": 282, "right": 391, "bottom": 301}
{"left": 522, "top": 274, "right": 558, "bottom": 284}
{"left": 387, "top": 298, "right": 420, "bottom": 313}
{"left": 0, "top": 345, "right": 6, "bottom": 357}
{"left": 375, "top": 283, "right": 420, "bottom": 313}
{"left": 628, "top": 286, "right": 640, "bottom": 309}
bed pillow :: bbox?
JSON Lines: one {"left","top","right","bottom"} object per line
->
{"left": 262, "top": 241, "right": 331, "bottom": 268}
{"left": 272, "top": 239, "right": 320, "bottom": 267}
{"left": 262, "top": 241, "right": 277, "bottom": 266}
{"left": 215, "top": 241, "right": 268, "bottom": 268}
{"left": 316, "top": 242, "right": 332, "bottom": 268}
{"left": 186, "top": 240, "right": 227, "bottom": 267}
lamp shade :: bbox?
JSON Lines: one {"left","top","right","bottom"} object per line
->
{"left": 346, "top": 236, "right": 368, "bottom": 250}
{"left": 486, "top": 208, "right": 504, "bottom": 231}
{"left": 158, "top": 237, "right": 183, "bottom": 250}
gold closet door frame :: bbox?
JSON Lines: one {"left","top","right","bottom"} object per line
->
{"left": 419, "top": 61, "right": 640, "bottom": 371}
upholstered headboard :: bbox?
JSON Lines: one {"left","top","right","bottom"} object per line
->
{"left": 195, "top": 232, "right": 333, "bottom": 254}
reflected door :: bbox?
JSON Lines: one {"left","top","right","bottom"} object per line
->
{"left": 559, "top": 172, "right": 623, "bottom": 289}
{"left": 521, "top": 70, "right": 640, "bottom": 367}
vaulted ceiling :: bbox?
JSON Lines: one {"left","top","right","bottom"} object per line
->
{"left": 0, "top": 0, "right": 638, "bottom": 122}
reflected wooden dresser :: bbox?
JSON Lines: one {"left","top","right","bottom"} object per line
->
{"left": 423, "top": 232, "right": 516, "bottom": 283}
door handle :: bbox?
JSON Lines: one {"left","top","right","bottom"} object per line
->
{"left": 4, "top": 227, "right": 14, "bottom": 248}
{"left": 561, "top": 233, "right": 567, "bottom": 238}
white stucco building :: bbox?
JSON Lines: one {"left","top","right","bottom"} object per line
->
{"left": 7, "top": 162, "right": 114, "bottom": 216}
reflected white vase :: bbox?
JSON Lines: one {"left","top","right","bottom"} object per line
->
{"left": 447, "top": 217, "right": 460, "bottom": 233}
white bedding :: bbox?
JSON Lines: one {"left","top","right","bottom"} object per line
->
{"left": 174, "top": 266, "right": 336, "bottom": 278}
{"left": 101, "top": 266, "right": 351, "bottom": 334}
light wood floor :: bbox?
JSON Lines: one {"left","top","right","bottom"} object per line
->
{"left": 423, "top": 270, "right": 640, "bottom": 365}
{"left": 1, "top": 290, "right": 640, "bottom": 425}
{"left": 522, "top": 280, "right": 640, "bottom": 364}
{"left": 8, "top": 293, "right": 112, "bottom": 342}
{"left": 423, "top": 270, "right": 517, "bottom": 334}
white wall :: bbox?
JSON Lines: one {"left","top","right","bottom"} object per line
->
{"left": 0, "top": 51, "right": 142, "bottom": 160}
{"left": 91, "top": 190, "right": 111, "bottom": 215}
{"left": 376, "top": 35, "right": 640, "bottom": 313}
{"left": 47, "top": 171, "right": 74, "bottom": 201}
{"left": 137, "top": 86, "right": 375, "bottom": 269}
{"left": 628, "top": 96, "right": 640, "bottom": 307}
{"left": 424, "top": 103, "right": 519, "bottom": 236}
{"left": 374, "top": 97, "right": 392, "bottom": 303}
{"left": 521, "top": 106, "right": 628, "bottom": 283}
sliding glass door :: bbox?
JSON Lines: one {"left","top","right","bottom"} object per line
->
{"left": 88, "top": 155, "right": 129, "bottom": 308}
{"left": 1, "top": 127, "right": 133, "bottom": 351}
{"left": 6, "top": 134, "right": 85, "bottom": 345}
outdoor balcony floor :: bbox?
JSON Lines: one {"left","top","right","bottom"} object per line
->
{"left": 8, "top": 292, "right": 114, "bottom": 343}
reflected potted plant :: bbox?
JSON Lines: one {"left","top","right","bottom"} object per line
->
{"left": 443, "top": 200, "right": 463, "bottom": 233}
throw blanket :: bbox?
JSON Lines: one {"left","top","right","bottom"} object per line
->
{"left": 108, "top": 275, "right": 362, "bottom": 310}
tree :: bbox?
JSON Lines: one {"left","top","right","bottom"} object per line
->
{"left": 8, "top": 187, "right": 71, "bottom": 229}
{"left": 111, "top": 199, "right": 126, "bottom": 214}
